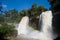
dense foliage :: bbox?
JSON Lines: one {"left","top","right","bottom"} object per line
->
{"left": 0, "top": 14, "right": 4, "bottom": 23}
{"left": 48, "top": 0, "right": 60, "bottom": 13}
{"left": 0, "top": 23, "right": 17, "bottom": 40}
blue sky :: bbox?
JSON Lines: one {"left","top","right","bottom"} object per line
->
{"left": 2, "top": 0, "right": 50, "bottom": 11}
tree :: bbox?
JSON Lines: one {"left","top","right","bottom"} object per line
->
{"left": 28, "top": 4, "right": 48, "bottom": 30}
{"left": 4, "top": 9, "right": 19, "bottom": 23}
{"left": 37, "top": 5, "right": 48, "bottom": 14}
{"left": 48, "top": 0, "right": 60, "bottom": 13}
{"left": 0, "top": 14, "right": 4, "bottom": 23}
{"left": 20, "top": 10, "right": 28, "bottom": 16}
{"left": 0, "top": 23, "right": 17, "bottom": 40}
{"left": 19, "top": 3, "right": 48, "bottom": 30}
{"left": 28, "top": 3, "right": 38, "bottom": 29}
{"left": 19, "top": 10, "right": 29, "bottom": 22}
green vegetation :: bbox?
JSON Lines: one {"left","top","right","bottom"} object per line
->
{"left": 0, "top": 0, "right": 60, "bottom": 38}
{"left": 20, "top": 3, "right": 47, "bottom": 30}
{"left": 0, "top": 14, "right": 4, "bottom": 23}
{"left": 0, "top": 3, "right": 48, "bottom": 40}
{"left": 0, "top": 23, "right": 17, "bottom": 40}
{"left": 0, "top": 3, "right": 47, "bottom": 30}
{"left": 4, "top": 9, "right": 19, "bottom": 23}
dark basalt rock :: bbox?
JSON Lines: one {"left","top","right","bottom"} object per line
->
{"left": 52, "top": 13, "right": 60, "bottom": 40}
{"left": 54, "top": 37, "right": 60, "bottom": 40}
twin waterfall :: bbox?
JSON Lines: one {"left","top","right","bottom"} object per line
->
{"left": 17, "top": 11, "right": 56, "bottom": 40}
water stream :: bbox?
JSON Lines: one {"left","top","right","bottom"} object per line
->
{"left": 17, "top": 11, "right": 56, "bottom": 40}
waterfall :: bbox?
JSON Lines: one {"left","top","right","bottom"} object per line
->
{"left": 17, "top": 16, "right": 29, "bottom": 35}
{"left": 40, "top": 11, "right": 53, "bottom": 34}
{"left": 28, "top": 11, "right": 54, "bottom": 40}
{"left": 16, "top": 11, "right": 56, "bottom": 40}
{"left": 39, "top": 11, "right": 57, "bottom": 39}
{"left": 39, "top": 11, "right": 54, "bottom": 40}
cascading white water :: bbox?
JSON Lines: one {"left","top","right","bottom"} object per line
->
{"left": 39, "top": 11, "right": 54, "bottom": 40}
{"left": 17, "top": 11, "right": 56, "bottom": 40}
{"left": 40, "top": 11, "right": 53, "bottom": 35}
{"left": 40, "top": 11, "right": 57, "bottom": 39}
{"left": 27, "top": 11, "right": 54, "bottom": 40}
{"left": 17, "top": 16, "right": 29, "bottom": 35}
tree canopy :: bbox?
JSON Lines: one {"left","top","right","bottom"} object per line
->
{"left": 48, "top": 0, "right": 60, "bottom": 13}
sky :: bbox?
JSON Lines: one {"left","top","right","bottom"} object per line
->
{"left": 1, "top": 0, "right": 50, "bottom": 11}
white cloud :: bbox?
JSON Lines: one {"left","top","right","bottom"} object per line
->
{"left": 2, "top": 4, "right": 7, "bottom": 8}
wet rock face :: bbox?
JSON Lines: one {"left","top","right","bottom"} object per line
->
{"left": 54, "top": 37, "right": 60, "bottom": 40}
{"left": 52, "top": 14, "right": 60, "bottom": 36}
